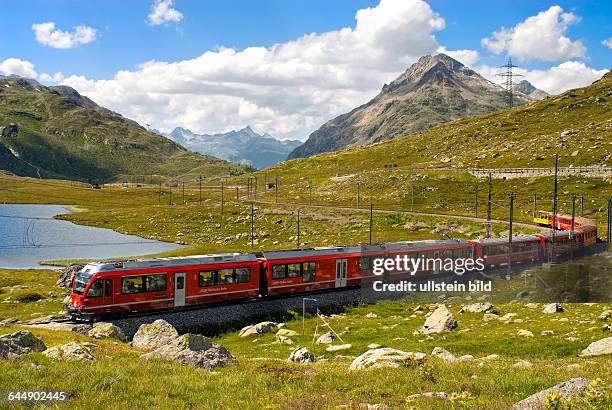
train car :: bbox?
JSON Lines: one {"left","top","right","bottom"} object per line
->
{"left": 382, "top": 239, "right": 473, "bottom": 277}
{"left": 472, "top": 236, "right": 541, "bottom": 267}
{"left": 69, "top": 253, "right": 261, "bottom": 319}
{"left": 262, "top": 246, "right": 363, "bottom": 296}
{"left": 534, "top": 211, "right": 552, "bottom": 227}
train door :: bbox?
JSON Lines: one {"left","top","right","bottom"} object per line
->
{"left": 433, "top": 251, "right": 441, "bottom": 274}
{"left": 335, "top": 259, "right": 347, "bottom": 288}
{"left": 102, "top": 279, "right": 113, "bottom": 311}
{"left": 174, "top": 272, "right": 186, "bottom": 307}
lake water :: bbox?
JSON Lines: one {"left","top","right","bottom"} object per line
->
{"left": 0, "top": 204, "right": 183, "bottom": 269}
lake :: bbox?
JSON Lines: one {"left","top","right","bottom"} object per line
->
{"left": 0, "top": 204, "right": 183, "bottom": 269}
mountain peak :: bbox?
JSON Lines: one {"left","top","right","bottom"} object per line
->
{"left": 513, "top": 79, "right": 550, "bottom": 100}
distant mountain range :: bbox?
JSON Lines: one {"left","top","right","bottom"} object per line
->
{"left": 166, "top": 126, "right": 302, "bottom": 169}
{"left": 288, "top": 53, "right": 548, "bottom": 159}
{"left": 0, "top": 75, "right": 247, "bottom": 182}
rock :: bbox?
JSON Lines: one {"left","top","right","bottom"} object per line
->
{"left": 132, "top": 319, "right": 179, "bottom": 350}
{"left": 457, "top": 354, "right": 474, "bottom": 362}
{"left": 513, "top": 378, "right": 589, "bottom": 409}
{"left": 349, "top": 348, "right": 426, "bottom": 370}
{"left": 142, "top": 334, "right": 235, "bottom": 370}
{"left": 501, "top": 313, "right": 518, "bottom": 322}
{"left": 288, "top": 347, "right": 315, "bottom": 363}
{"left": 431, "top": 346, "right": 456, "bottom": 362}
{"left": 599, "top": 310, "right": 611, "bottom": 321}
{"left": 525, "top": 303, "right": 539, "bottom": 309}
{"left": 579, "top": 337, "right": 612, "bottom": 357}
{"left": 517, "top": 329, "right": 534, "bottom": 338}
{"left": 0, "top": 317, "right": 20, "bottom": 326}
{"left": 482, "top": 354, "right": 499, "bottom": 361}
{"left": 316, "top": 332, "right": 336, "bottom": 345}
{"left": 367, "top": 343, "right": 381, "bottom": 349}
{"left": 543, "top": 303, "right": 565, "bottom": 314}
{"left": 44, "top": 342, "right": 95, "bottom": 361}
{"left": 541, "top": 330, "right": 554, "bottom": 336}
{"left": 483, "top": 313, "right": 500, "bottom": 322}
{"left": 87, "top": 322, "right": 127, "bottom": 342}
{"left": 358, "top": 404, "right": 390, "bottom": 410}
{"left": 276, "top": 335, "right": 294, "bottom": 345}
{"left": 512, "top": 360, "right": 532, "bottom": 368}
{"left": 407, "top": 392, "right": 450, "bottom": 400}
{"left": 571, "top": 150, "right": 579, "bottom": 157}
{"left": 420, "top": 305, "right": 457, "bottom": 334}
{"left": 566, "top": 364, "right": 581, "bottom": 371}
{"left": 239, "top": 321, "right": 278, "bottom": 337}
{"left": 0, "top": 330, "right": 46, "bottom": 359}
{"left": 55, "top": 263, "right": 85, "bottom": 288}
{"left": 276, "top": 329, "right": 298, "bottom": 337}
{"left": 460, "top": 303, "right": 493, "bottom": 313}
{"left": 326, "top": 344, "right": 352, "bottom": 352}
{"left": 365, "top": 312, "right": 378, "bottom": 318}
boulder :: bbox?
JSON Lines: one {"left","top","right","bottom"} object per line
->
{"left": 512, "top": 360, "right": 532, "bottom": 368}
{"left": 367, "top": 343, "right": 382, "bottom": 349}
{"left": 517, "top": 329, "right": 534, "bottom": 338}
{"left": 132, "top": 320, "right": 179, "bottom": 350}
{"left": 88, "top": 322, "right": 127, "bottom": 342}
{"left": 276, "top": 335, "right": 294, "bottom": 345}
{"left": 365, "top": 312, "right": 378, "bottom": 318}
{"left": 541, "top": 330, "right": 554, "bottom": 336}
{"left": 349, "top": 348, "right": 426, "bottom": 370}
{"left": 579, "top": 337, "right": 612, "bottom": 357}
{"left": 431, "top": 346, "right": 456, "bottom": 362}
{"left": 525, "top": 303, "right": 539, "bottom": 309}
{"left": 483, "top": 313, "right": 500, "bottom": 322}
{"left": 316, "top": 332, "right": 336, "bottom": 345}
{"left": 326, "top": 344, "right": 352, "bottom": 352}
{"left": 599, "top": 310, "right": 611, "bottom": 321}
{"left": 0, "top": 317, "right": 20, "bottom": 326}
{"left": 55, "top": 264, "right": 85, "bottom": 288}
{"left": 276, "top": 329, "right": 298, "bottom": 337}
{"left": 420, "top": 305, "right": 457, "bottom": 334}
{"left": 141, "top": 334, "right": 235, "bottom": 370}
{"left": 0, "top": 330, "right": 46, "bottom": 359}
{"left": 239, "top": 321, "right": 278, "bottom": 337}
{"left": 288, "top": 347, "right": 315, "bottom": 363}
{"left": 460, "top": 303, "right": 493, "bottom": 313}
{"left": 513, "top": 378, "right": 589, "bottom": 409}
{"left": 44, "top": 342, "right": 95, "bottom": 361}
{"left": 542, "top": 303, "right": 565, "bottom": 314}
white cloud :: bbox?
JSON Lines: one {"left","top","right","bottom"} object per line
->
{"left": 481, "top": 6, "right": 586, "bottom": 61}
{"left": 436, "top": 47, "right": 479, "bottom": 67}
{"left": 38, "top": 72, "right": 65, "bottom": 83}
{"left": 62, "top": 0, "right": 445, "bottom": 139}
{"left": 0, "top": 58, "right": 38, "bottom": 78}
{"left": 147, "top": 0, "right": 183, "bottom": 26}
{"left": 602, "top": 38, "right": 612, "bottom": 49}
{"left": 476, "top": 61, "right": 608, "bottom": 95}
{"left": 32, "top": 22, "right": 97, "bottom": 49}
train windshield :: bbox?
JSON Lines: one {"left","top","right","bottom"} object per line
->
{"left": 73, "top": 269, "right": 94, "bottom": 295}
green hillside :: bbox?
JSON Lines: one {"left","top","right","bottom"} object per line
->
{"left": 0, "top": 76, "right": 249, "bottom": 182}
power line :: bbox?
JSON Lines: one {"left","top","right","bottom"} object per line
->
{"left": 496, "top": 56, "right": 523, "bottom": 107}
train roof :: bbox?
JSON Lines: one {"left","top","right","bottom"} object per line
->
{"left": 475, "top": 236, "right": 539, "bottom": 245}
{"left": 262, "top": 245, "right": 362, "bottom": 260}
{"left": 84, "top": 253, "right": 257, "bottom": 273}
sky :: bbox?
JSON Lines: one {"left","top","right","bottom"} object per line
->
{"left": 1, "top": 0, "right": 610, "bottom": 140}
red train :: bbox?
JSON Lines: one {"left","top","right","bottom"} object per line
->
{"left": 68, "top": 213, "right": 598, "bottom": 320}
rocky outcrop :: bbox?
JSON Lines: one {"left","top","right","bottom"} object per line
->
{"left": 316, "top": 332, "right": 336, "bottom": 345}
{"left": 276, "top": 329, "right": 298, "bottom": 337}
{"left": 56, "top": 264, "right": 85, "bottom": 288}
{"left": 513, "top": 378, "right": 589, "bottom": 409}
{"left": 131, "top": 319, "right": 179, "bottom": 350}
{"left": 420, "top": 305, "right": 457, "bottom": 334}
{"left": 141, "top": 334, "right": 236, "bottom": 370}
{"left": 326, "top": 344, "right": 352, "bottom": 352}
{"left": 0, "top": 330, "right": 46, "bottom": 359}
{"left": 431, "top": 347, "right": 456, "bottom": 362}
{"left": 44, "top": 342, "right": 95, "bottom": 361}
{"left": 88, "top": 322, "right": 127, "bottom": 342}
{"left": 349, "top": 348, "right": 426, "bottom": 370}
{"left": 288, "top": 347, "right": 315, "bottom": 363}
{"left": 579, "top": 337, "right": 612, "bottom": 357}
{"left": 239, "top": 321, "right": 279, "bottom": 337}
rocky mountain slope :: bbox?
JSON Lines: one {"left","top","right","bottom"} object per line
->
{"left": 513, "top": 80, "right": 550, "bottom": 100}
{"left": 168, "top": 126, "right": 301, "bottom": 169}
{"left": 0, "top": 76, "right": 247, "bottom": 182}
{"left": 289, "top": 54, "right": 533, "bottom": 159}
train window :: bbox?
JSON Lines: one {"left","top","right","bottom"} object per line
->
{"left": 302, "top": 262, "right": 316, "bottom": 282}
{"left": 235, "top": 267, "right": 251, "bottom": 283}
{"left": 358, "top": 257, "right": 369, "bottom": 271}
{"left": 219, "top": 269, "right": 234, "bottom": 284}
{"left": 198, "top": 271, "right": 216, "bottom": 287}
{"left": 86, "top": 279, "right": 103, "bottom": 298}
{"left": 105, "top": 279, "right": 112, "bottom": 297}
{"left": 287, "top": 263, "right": 301, "bottom": 278}
{"left": 73, "top": 269, "right": 93, "bottom": 295}
{"left": 146, "top": 274, "right": 167, "bottom": 292}
{"left": 272, "top": 264, "right": 286, "bottom": 279}
{"left": 122, "top": 276, "right": 144, "bottom": 294}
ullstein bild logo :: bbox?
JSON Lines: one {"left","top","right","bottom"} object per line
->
{"left": 372, "top": 256, "right": 485, "bottom": 276}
